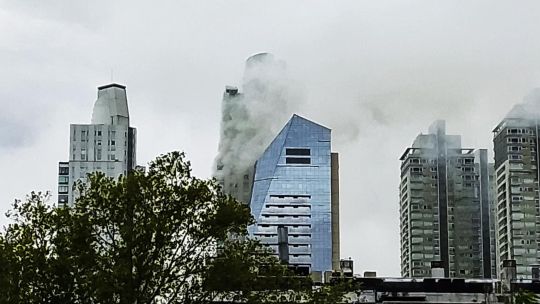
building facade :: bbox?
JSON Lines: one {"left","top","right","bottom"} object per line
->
{"left": 214, "top": 53, "right": 291, "bottom": 205}
{"left": 493, "top": 105, "right": 540, "bottom": 279}
{"left": 214, "top": 85, "right": 255, "bottom": 204}
{"left": 248, "top": 115, "right": 339, "bottom": 272}
{"left": 58, "top": 83, "right": 137, "bottom": 206}
{"left": 399, "top": 121, "right": 495, "bottom": 278}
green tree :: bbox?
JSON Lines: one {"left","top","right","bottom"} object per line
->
{"left": 515, "top": 289, "right": 539, "bottom": 304}
{"left": 0, "top": 151, "right": 350, "bottom": 303}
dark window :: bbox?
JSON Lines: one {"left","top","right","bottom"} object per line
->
{"left": 286, "top": 157, "right": 311, "bottom": 164}
{"left": 286, "top": 148, "right": 310, "bottom": 156}
{"left": 59, "top": 166, "right": 69, "bottom": 175}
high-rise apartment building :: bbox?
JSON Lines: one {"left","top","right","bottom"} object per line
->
{"left": 399, "top": 121, "right": 495, "bottom": 278}
{"left": 248, "top": 114, "right": 340, "bottom": 273}
{"left": 214, "top": 53, "right": 291, "bottom": 205}
{"left": 214, "top": 85, "right": 255, "bottom": 204}
{"left": 57, "top": 83, "right": 137, "bottom": 206}
{"left": 493, "top": 102, "right": 540, "bottom": 279}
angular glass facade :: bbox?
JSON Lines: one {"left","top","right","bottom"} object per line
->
{"left": 249, "top": 115, "right": 333, "bottom": 272}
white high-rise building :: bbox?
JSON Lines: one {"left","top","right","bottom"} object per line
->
{"left": 58, "top": 84, "right": 137, "bottom": 206}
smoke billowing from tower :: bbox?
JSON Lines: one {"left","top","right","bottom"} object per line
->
{"left": 214, "top": 53, "right": 295, "bottom": 203}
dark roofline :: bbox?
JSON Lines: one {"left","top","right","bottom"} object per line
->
{"left": 399, "top": 147, "right": 422, "bottom": 161}
{"left": 98, "top": 83, "right": 126, "bottom": 90}
{"left": 343, "top": 277, "right": 496, "bottom": 294}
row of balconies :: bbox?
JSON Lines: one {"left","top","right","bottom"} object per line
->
{"left": 255, "top": 235, "right": 311, "bottom": 245}
{"left": 261, "top": 206, "right": 311, "bottom": 215}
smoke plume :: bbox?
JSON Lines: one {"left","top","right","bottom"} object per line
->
{"left": 214, "top": 53, "right": 299, "bottom": 183}
{"left": 506, "top": 88, "right": 540, "bottom": 120}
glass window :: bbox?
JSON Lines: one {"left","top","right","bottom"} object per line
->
{"left": 59, "top": 166, "right": 69, "bottom": 175}
{"left": 286, "top": 148, "right": 310, "bottom": 156}
{"left": 286, "top": 157, "right": 311, "bottom": 164}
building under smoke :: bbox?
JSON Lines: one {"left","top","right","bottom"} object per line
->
{"left": 58, "top": 83, "right": 137, "bottom": 206}
{"left": 214, "top": 54, "right": 339, "bottom": 273}
{"left": 493, "top": 90, "right": 540, "bottom": 279}
{"left": 399, "top": 121, "right": 495, "bottom": 278}
{"left": 214, "top": 53, "right": 294, "bottom": 204}
{"left": 248, "top": 114, "right": 340, "bottom": 273}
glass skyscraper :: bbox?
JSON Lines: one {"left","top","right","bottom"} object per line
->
{"left": 249, "top": 114, "right": 339, "bottom": 273}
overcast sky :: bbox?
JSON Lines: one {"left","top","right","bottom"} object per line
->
{"left": 2, "top": 0, "right": 540, "bottom": 276}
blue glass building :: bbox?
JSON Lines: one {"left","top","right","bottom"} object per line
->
{"left": 249, "top": 114, "right": 339, "bottom": 273}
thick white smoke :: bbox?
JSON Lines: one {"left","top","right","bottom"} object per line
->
{"left": 506, "top": 88, "right": 540, "bottom": 120}
{"left": 214, "top": 53, "right": 299, "bottom": 184}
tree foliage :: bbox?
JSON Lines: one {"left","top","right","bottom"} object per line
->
{"left": 0, "top": 152, "right": 350, "bottom": 303}
{"left": 515, "top": 289, "right": 540, "bottom": 304}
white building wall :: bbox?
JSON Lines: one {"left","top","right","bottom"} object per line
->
{"left": 59, "top": 84, "right": 136, "bottom": 206}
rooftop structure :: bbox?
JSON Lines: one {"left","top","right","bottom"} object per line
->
{"left": 57, "top": 83, "right": 137, "bottom": 206}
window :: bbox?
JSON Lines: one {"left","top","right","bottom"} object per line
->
{"left": 58, "top": 176, "right": 69, "bottom": 184}
{"left": 462, "top": 175, "right": 473, "bottom": 181}
{"left": 508, "top": 128, "right": 525, "bottom": 134}
{"left": 286, "top": 148, "right": 310, "bottom": 156}
{"left": 507, "top": 137, "right": 523, "bottom": 143}
{"left": 512, "top": 196, "right": 523, "bottom": 202}
{"left": 59, "top": 166, "right": 69, "bottom": 175}
{"left": 58, "top": 185, "right": 69, "bottom": 194}
{"left": 286, "top": 157, "right": 310, "bottom": 164}
{"left": 58, "top": 195, "right": 68, "bottom": 203}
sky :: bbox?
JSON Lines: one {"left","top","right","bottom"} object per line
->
{"left": 2, "top": 0, "right": 540, "bottom": 277}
